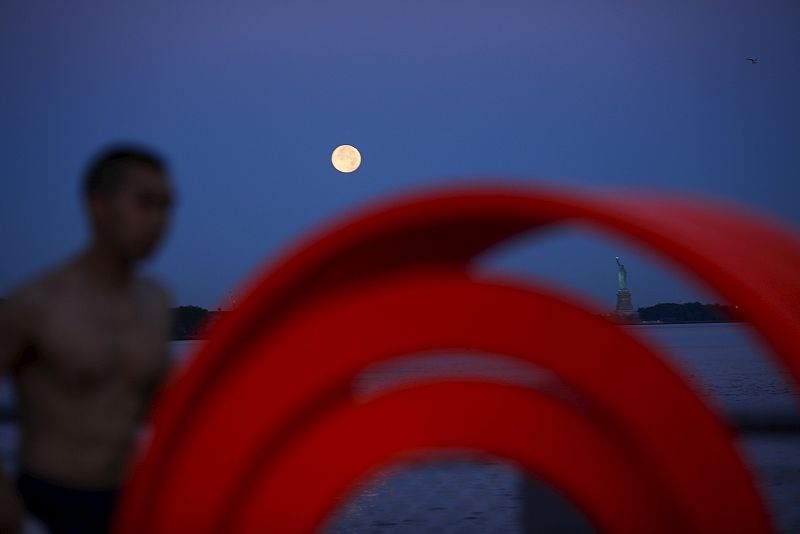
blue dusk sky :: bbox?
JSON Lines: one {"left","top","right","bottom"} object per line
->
{"left": 1, "top": 0, "right": 798, "bottom": 311}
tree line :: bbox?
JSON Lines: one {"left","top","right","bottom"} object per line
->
{"left": 173, "top": 301, "right": 742, "bottom": 339}
{"left": 636, "top": 302, "right": 740, "bottom": 323}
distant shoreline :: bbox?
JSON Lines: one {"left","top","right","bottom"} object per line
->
{"left": 170, "top": 318, "right": 744, "bottom": 341}
{"left": 629, "top": 319, "right": 743, "bottom": 326}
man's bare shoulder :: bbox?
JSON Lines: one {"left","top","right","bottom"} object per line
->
{"left": 1, "top": 262, "right": 74, "bottom": 368}
{"left": 2, "top": 256, "right": 98, "bottom": 332}
{"left": 0, "top": 287, "right": 33, "bottom": 353}
{"left": 2, "top": 263, "right": 72, "bottom": 322}
{"left": 134, "top": 278, "right": 173, "bottom": 349}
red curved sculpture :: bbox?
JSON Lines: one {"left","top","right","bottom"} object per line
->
{"left": 234, "top": 381, "right": 677, "bottom": 533}
{"left": 136, "top": 275, "right": 764, "bottom": 532}
{"left": 115, "top": 184, "right": 800, "bottom": 533}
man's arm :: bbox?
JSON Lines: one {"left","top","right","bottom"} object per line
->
{"left": 143, "top": 279, "right": 175, "bottom": 405}
{"left": 0, "top": 295, "right": 29, "bottom": 534}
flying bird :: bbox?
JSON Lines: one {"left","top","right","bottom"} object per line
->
{"left": 746, "top": 58, "right": 758, "bottom": 64}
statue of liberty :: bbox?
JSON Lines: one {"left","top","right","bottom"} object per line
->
{"left": 613, "top": 256, "right": 636, "bottom": 316}
{"left": 615, "top": 256, "right": 628, "bottom": 291}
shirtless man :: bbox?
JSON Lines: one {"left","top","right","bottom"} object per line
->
{"left": 0, "top": 147, "right": 175, "bottom": 533}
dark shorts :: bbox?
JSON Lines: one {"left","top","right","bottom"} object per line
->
{"left": 16, "top": 472, "right": 118, "bottom": 534}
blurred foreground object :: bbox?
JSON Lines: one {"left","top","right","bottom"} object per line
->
{"left": 115, "top": 183, "right": 800, "bottom": 533}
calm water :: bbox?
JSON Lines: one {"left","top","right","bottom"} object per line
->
{"left": 2, "top": 323, "right": 799, "bottom": 532}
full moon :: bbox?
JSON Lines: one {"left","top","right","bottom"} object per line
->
{"left": 331, "top": 145, "right": 361, "bottom": 173}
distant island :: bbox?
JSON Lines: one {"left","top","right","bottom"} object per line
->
{"left": 635, "top": 302, "right": 741, "bottom": 324}
{"left": 170, "top": 301, "right": 742, "bottom": 340}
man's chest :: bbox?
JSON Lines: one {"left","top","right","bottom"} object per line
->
{"left": 35, "top": 297, "right": 167, "bottom": 388}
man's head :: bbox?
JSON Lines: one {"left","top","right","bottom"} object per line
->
{"left": 84, "top": 146, "right": 175, "bottom": 262}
